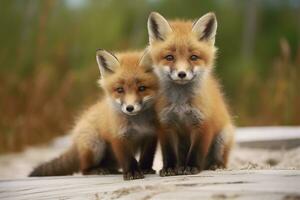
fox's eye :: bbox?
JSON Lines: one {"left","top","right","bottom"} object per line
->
{"left": 138, "top": 86, "right": 147, "bottom": 92}
{"left": 190, "top": 55, "right": 199, "bottom": 61}
{"left": 116, "top": 87, "right": 124, "bottom": 93}
{"left": 165, "top": 55, "right": 175, "bottom": 61}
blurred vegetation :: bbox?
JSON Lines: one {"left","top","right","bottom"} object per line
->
{"left": 0, "top": 0, "right": 299, "bottom": 153}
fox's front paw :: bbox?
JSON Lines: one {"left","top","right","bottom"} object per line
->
{"left": 141, "top": 168, "right": 156, "bottom": 174}
{"left": 208, "top": 164, "right": 225, "bottom": 170}
{"left": 175, "top": 166, "right": 185, "bottom": 175}
{"left": 123, "top": 169, "right": 144, "bottom": 180}
{"left": 183, "top": 166, "right": 201, "bottom": 175}
{"left": 159, "top": 167, "right": 176, "bottom": 177}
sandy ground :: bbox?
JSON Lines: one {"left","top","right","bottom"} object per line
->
{"left": 0, "top": 128, "right": 300, "bottom": 179}
{"left": 2, "top": 170, "right": 299, "bottom": 200}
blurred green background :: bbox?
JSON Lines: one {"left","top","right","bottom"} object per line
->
{"left": 0, "top": 0, "right": 299, "bottom": 153}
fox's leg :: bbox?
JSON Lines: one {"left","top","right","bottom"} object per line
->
{"left": 139, "top": 135, "right": 157, "bottom": 174}
{"left": 111, "top": 138, "right": 143, "bottom": 180}
{"left": 79, "top": 148, "right": 97, "bottom": 175}
{"left": 159, "top": 128, "right": 178, "bottom": 177}
{"left": 204, "top": 133, "right": 226, "bottom": 170}
{"left": 222, "top": 124, "right": 235, "bottom": 168}
{"left": 176, "top": 134, "right": 191, "bottom": 175}
{"left": 184, "top": 124, "right": 214, "bottom": 175}
{"left": 77, "top": 136, "right": 106, "bottom": 175}
{"left": 98, "top": 144, "right": 121, "bottom": 174}
{"left": 205, "top": 124, "right": 234, "bottom": 170}
{"left": 84, "top": 144, "right": 121, "bottom": 175}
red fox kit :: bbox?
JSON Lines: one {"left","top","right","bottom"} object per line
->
{"left": 29, "top": 50, "right": 159, "bottom": 180}
{"left": 147, "top": 12, "right": 235, "bottom": 176}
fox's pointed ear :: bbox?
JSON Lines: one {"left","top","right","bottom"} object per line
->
{"left": 96, "top": 49, "right": 120, "bottom": 78}
{"left": 192, "top": 12, "right": 217, "bottom": 45}
{"left": 139, "top": 48, "right": 153, "bottom": 72}
{"left": 147, "top": 12, "right": 172, "bottom": 44}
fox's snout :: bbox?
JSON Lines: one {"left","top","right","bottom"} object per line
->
{"left": 116, "top": 93, "right": 141, "bottom": 115}
{"left": 121, "top": 102, "right": 142, "bottom": 115}
{"left": 125, "top": 105, "right": 134, "bottom": 112}
{"left": 162, "top": 65, "right": 199, "bottom": 84}
{"left": 116, "top": 94, "right": 155, "bottom": 116}
{"left": 114, "top": 93, "right": 155, "bottom": 116}
{"left": 171, "top": 69, "right": 194, "bottom": 82}
{"left": 177, "top": 71, "right": 187, "bottom": 79}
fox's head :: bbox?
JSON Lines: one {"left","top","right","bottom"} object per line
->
{"left": 96, "top": 50, "right": 158, "bottom": 116}
{"left": 147, "top": 12, "right": 217, "bottom": 85}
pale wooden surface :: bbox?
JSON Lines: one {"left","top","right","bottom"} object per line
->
{"left": 1, "top": 170, "right": 299, "bottom": 200}
{"left": 236, "top": 127, "right": 300, "bottom": 149}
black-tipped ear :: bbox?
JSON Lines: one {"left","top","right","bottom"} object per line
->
{"left": 96, "top": 49, "right": 120, "bottom": 78}
{"left": 147, "top": 12, "right": 172, "bottom": 44}
{"left": 192, "top": 12, "right": 217, "bottom": 45}
{"left": 139, "top": 48, "right": 153, "bottom": 72}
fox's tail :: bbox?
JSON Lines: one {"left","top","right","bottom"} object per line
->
{"left": 29, "top": 146, "right": 79, "bottom": 177}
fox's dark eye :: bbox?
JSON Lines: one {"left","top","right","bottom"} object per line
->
{"left": 138, "top": 86, "right": 147, "bottom": 92}
{"left": 116, "top": 87, "right": 124, "bottom": 93}
{"left": 190, "top": 55, "right": 199, "bottom": 61}
{"left": 165, "top": 55, "right": 175, "bottom": 61}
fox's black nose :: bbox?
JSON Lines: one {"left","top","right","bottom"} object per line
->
{"left": 178, "top": 71, "right": 187, "bottom": 79}
{"left": 126, "top": 105, "right": 134, "bottom": 112}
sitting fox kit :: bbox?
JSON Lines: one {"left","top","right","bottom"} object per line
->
{"left": 29, "top": 50, "right": 159, "bottom": 180}
{"left": 147, "top": 12, "right": 234, "bottom": 176}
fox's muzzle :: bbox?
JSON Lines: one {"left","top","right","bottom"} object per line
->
{"left": 113, "top": 94, "right": 155, "bottom": 116}
{"left": 121, "top": 103, "right": 141, "bottom": 115}
{"left": 157, "top": 65, "right": 206, "bottom": 85}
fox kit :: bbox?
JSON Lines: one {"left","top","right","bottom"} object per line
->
{"left": 29, "top": 50, "right": 159, "bottom": 180}
{"left": 147, "top": 12, "right": 235, "bottom": 176}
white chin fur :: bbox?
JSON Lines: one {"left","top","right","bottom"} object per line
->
{"left": 122, "top": 111, "right": 139, "bottom": 116}
{"left": 173, "top": 79, "right": 191, "bottom": 85}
